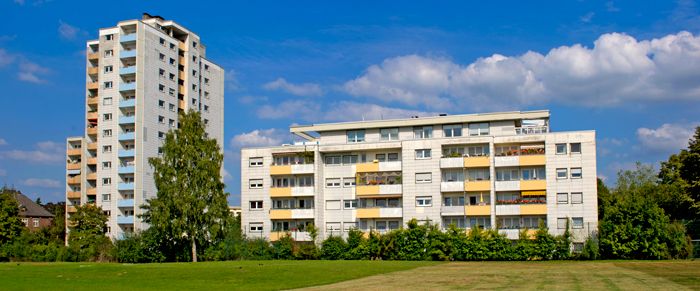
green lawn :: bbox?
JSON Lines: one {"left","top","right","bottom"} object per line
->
{"left": 0, "top": 260, "right": 437, "bottom": 291}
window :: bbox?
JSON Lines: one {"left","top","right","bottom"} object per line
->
{"left": 496, "top": 168, "right": 520, "bottom": 181}
{"left": 556, "top": 168, "right": 568, "bottom": 179}
{"left": 159, "top": 84, "right": 165, "bottom": 92}
{"left": 344, "top": 199, "right": 357, "bottom": 209}
{"left": 169, "top": 103, "right": 175, "bottom": 112}
{"left": 467, "top": 168, "right": 490, "bottom": 181}
{"left": 325, "top": 178, "right": 341, "bottom": 188}
{"left": 193, "top": 41, "right": 198, "bottom": 48}
{"left": 102, "top": 129, "right": 112, "bottom": 137}
{"left": 169, "top": 58, "right": 175, "bottom": 65}
{"left": 249, "top": 223, "right": 263, "bottom": 232}
{"left": 571, "top": 192, "right": 583, "bottom": 204}
{"left": 169, "top": 119, "right": 175, "bottom": 128}
{"left": 443, "top": 196, "right": 465, "bottom": 206}
{"left": 570, "top": 143, "right": 582, "bottom": 154}
{"left": 347, "top": 130, "right": 365, "bottom": 143}
{"left": 169, "top": 73, "right": 175, "bottom": 80}
{"left": 105, "top": 34, "right": 113, "bottom": 41}
{"left": 158, "top": 116, "right": 165, "bottom": 124}
{"left": 21, "top": 218, "right": 28, "bottom": 226}
{"left": 204, "top": 78, "right": 209, "bottom": 85}
{"left": 103, "top": 97, "right": 112, "bottom": 105}
{"left": 413, "top": 126, "right": 433, "bottom": 139}
{"left": 102, "top": 161, "right": 111, "bottom": 169}
{"left": 468, "top": 123, "right": 489, "bottom": 136}
{"left": 249, "top": 157, "right": 263, "bottom": 167}
{"left": 522, "top": 216, "right": 545, "bottom": 229}
{"left": 326, "top": 200, "right": 341, "bottom": 210}
{"left": 344, "top": 222, "right": 357, "bottom": 231}
{"left": 103, "top": 113, "right": 112, "bottom": 121}
{"left": 102, "top": 145, "right": 112, "bottom": 153}
{"left": 249, "top": 179, "right": 263, "bottom": 189}
{"left": 104, "top": 65, "right": 113, "bottom": 73}
{"left": 443, "top": 217, "right": 467, "bottom": 229}
{"left": 380, "top": 128, "right": 399, "bottom": 141}
{"left": 573, "top": 243, "right": 584, "bottom": 253}
{"left": 104, "top": 50, "right": 113, "bottom": 57}
{"left": 443, "top": 124, "right": 463, "bottom": 137}
{"left": 192, "top": 98, "right": 197, "bottom": 105}
{"left": 468, "top": 217, "right": 491, "bottom": 229}
{"left": 326, "top": 222, "right": 341, "bottom": 232}
{"left": 204, "top": 105, "right": 209, "bottom": 112}
{"left": 158, "top": 131, "right": 165, "bottom": 139}
{"left": 557, "top": 218, "right": 568, "bottom": 229}
{"left": 572, "top": 217, "right": 584, "bottom": 229}
{"left": 467, "top": 145, "right": 489, "bottom": 157}
{"left": 205, "top": 64, "right": 210, "bottom": 71}
{"left": 443, "top": 169, "right": 464, "bottom": 182}
{"left": 158, "top": 100, "right": 165, "bottom": 108}
{"left": 33, "top": 218, "right": 39, "bottom": 228}
{"left": 415, "top": 149, "right": 431, "bottom": 159}
{"left": 343, "top": 177, "right": 356, "bottom": 187}
{"left": 169, "top": 43, "right": 175, "bottom": 50}
{"left": 102, "top": 194, "right": 111, "bottom": 201}
{"left": 104, "top": 81, "right": 113, "bottom": 89}
{"left": 499, "top": 217, "right": 520, "bottom": 229}
{"left": 557, "top": 193, "right": 568, "bottom": 204}
{"left": 325, "top": 155, "right": 341, "bottom": 165}
{"left": 416, "top": 196, "right": 432, "bottom": 207}
{"left": 342, "top": 155, "right": 358, "bottom": 164}
{"left": 249, "top": 201, "right": 263, "bottom": 209}
{"left": 521, "top": 167, "right": 546, "bottom": 180}
{"left": 159, "top": 38, "right": 165, "bottom": 45}
{"left": 556, "top": 143, "right": 567, "bottom": 154}
{"left": 159, "top": 53, "right": 165, "bottom": 61}
{"left": 169, "top": 88, "right": 176, "bottom": 96}
{"left": 416, "top": 172, "right": 432, "bottom": 183}
{"left": 571, "top": 168, "right": 582, "bottom": 179}
{"left": 102, "top": 178, "right": 111, "bottom": 185}
{"left": 387, "top": 153, "right": 399, "bottom": 161}
{"left": 158, "top": 68, "right": 165, "bottom": 77}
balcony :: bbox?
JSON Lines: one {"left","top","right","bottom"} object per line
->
{"left": 495, "top": 180, "right": 520, "bottom": 191}
{"left": 270, "top": 231, "right": 312, "bottom": 242}
{"left": 441, "top": 205, "right": 465, "bottom": 216}
{"left": 119, "top": 98, "right": 136, "bottom": 108}
{"left": 67, "top": 206, "right": 77, "bottom": 213}
{"left": 120, "top": 66, "right": 136, "bottom": 75}
{"left": 87, "top": 112, "right": 98, "bottom": 120}
{"left": 270, "top": 186, "right": 314, "bottom": 197}
{"left": 86, "top": 173, "right": 97, "bottom": 180}
{"left": 519, "top": 155, "right": 546, "bottom": 166}
{"left": 87, "top": 127, "right": 97, "bottom": 136}
{"left": 67, "top": 175, "right": 81, "bottom": 185}
{"left": 178, "top": 99, "right": 186, "bottom": 109}
{"left": 465, "top": 205, "right": 491, "bottom": 216}
{"left": 87, "top": 82, "right": 99, "bottom": 90}
{"left": 356, "top": 207, "right": 402, "bottom": 219}
{"left": 178, "top": 41, "right": 186, "bottom": 50}
{"left": 270, "top": 164, "right": 314, "bottom": 175}
{"left": 117, "top": 215, "right": 134, "bottom": 224}
{"left": 119, "top": 82, "right": 136, "bottom": 92}
{"left": 441, "top": 181, "right": 464, "bottom": 192}
{"left": 119, "top": 115, "right": 135, "bottom": 124}
{"left": 120, "top": 49, "right": 137, "bottom": 59}
{"left": 66, "top": 148, "right": 81, "bottom": 156}
{"left": 118, "top": 165, "right": 134, "bottom": 174}
{"left": 67, "top": 169, "right": 80, "bottom": 175}
{"left": 178, "top": 70, "right": 186, "bottom": 80}
{"left": 269, "top": 209, "right": 314, "bottom": 220}
{"left": 118, "top": 149, "right": 135, "bottom": 158}
{"left": 515, "top": 127, "right": 548, "bottom": 135}
{"left": 66, "top": 163, "right": 80, "bottom": 170}
{"left": 87, "top": 96, "right": 99, "bottom": 105}
{"left": 87, "top": 67, "right": 99, "bottom": 75}
{"left": 440, "top": 156, "right": 490, "bottom": 168}
{"left": 86, "top": 157, "right": 97, "bottom": 165}
{"left": 118, "top": 182, "right": 134, "bottom": 191}
{"left": 465, "top": 180, "right": 491, "bottom": 191}
{"left": 120, "top": 33, "right": 136, "bottom": 43}
{"left": 356, "top": 184, "right": 402, "bottom": 197}
{"left": 496, "top": 200, "right": 547, "bottom": 216}
{"left": 520, "top": 180, "right": 546, "bottom": 191}
{"left": 87, "top": 52, "right": 99, "bottom": 60}
{"left": 66, "top": 191, "right": 81, "bottom": 199}
{"left": 521, "top": 204, "right": 547, "bottom": 215}
{"left": 87, "top": 143, "right": 97, "bottom": 150}
{"left": 356, "top": 161, "right": 402, "bottom": 173}
{"left": 119, "top": 132, "right": 135, "bottom": 141}
{"left": 117, "top": 199, "right": 134, "bottom": 208}
{"left": 86, "top": 187, "right": 97, "bottom": 195}
{"left": 179, "top": 56, "right": 185, "bottom": 64}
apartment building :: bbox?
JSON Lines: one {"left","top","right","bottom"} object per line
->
{"left": 241, "top": 110, "right": 597, "bottom": 246}
{"left": 66, "top": 14, "right": 224, "bottom": 239}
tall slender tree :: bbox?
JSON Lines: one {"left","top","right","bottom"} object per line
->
{"left": 0, "top": 187, "right": 24, "bottom": 245}
{"left": 141, "top": 110, "right": 228, "bottom": 262}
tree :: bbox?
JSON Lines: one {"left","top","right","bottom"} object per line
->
{"left": 0, "top": 188, "right": 23, "bottom": 246}
{"left": 67, "top": 203, "right": 111, "bottom": 261}
{"left": 141, "top": 110, "right": 228, "bottom": 262}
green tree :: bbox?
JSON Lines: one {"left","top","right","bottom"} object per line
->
{"left": 141, "top": 110, "right": 228, "bottom": 262}
{"left": 0, "top": 188, "right": 23, "bottom": 246}
{"left": 67, "top": 204, "right": 111, "bottom": 261}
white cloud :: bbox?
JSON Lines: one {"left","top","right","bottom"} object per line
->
{"left": 343, "top": 31, "right": 700, "bottom": 110}
{"left": 222, "top": 168, "right": 232, "bottom": 181}
{"left": 580, "top": 12, "right": 595, "bottom": 23}
{"left": 637, "top": 123, "right": 698, "bottom": 152}
{"left": 257, "top": 100, "right": 321, "bottom": 121}
{"left": 0, "top": 140, "right": 64, "bottom": 163}
{"left": 0, "top": 49, "right": 14, "bottom": 67}
{"left": 238, "top": 95, "right": 269, "bottom": 104}
{"left": 17, "top": 61, "right": 49, "bottom": 83}
{"left": 263, "top": 78, "right": 323, "bottom": 97}
{"left": 22, "top": 178, "right": 61, "bottom": 188}
{"left": 225, "top": 69, "right": 240, "bottom": 91}
{"left": 230, "top": 128, "right": 287, "bottom": 149}
{"left": 0, "top": 138, "right": 7, "bottom": 146}
{"left": 58, "top": 20, "right": 82, "bottom": 40}
{"left": 257, "top": 100, "right": 438, "bottom": 123}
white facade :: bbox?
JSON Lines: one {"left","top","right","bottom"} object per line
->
{"left": 241, "top": 110, "right": 597, "bottom": 244}
{"left": 66, "top": 14, "right": 224, "bottom": 239}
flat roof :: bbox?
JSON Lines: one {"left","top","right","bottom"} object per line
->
{"left": 290, "top": 110, "right": 550, "bottom": 139}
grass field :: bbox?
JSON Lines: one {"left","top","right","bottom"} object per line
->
{"left": 1, "top": 260, "right": 698, "bottom": 290}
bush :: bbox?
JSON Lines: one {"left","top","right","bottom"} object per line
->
{"left": 578, "top": 236, "right": 599, "bottom": 260}
{"left": 320, "top": 236, "right": 347, "bottom": 260}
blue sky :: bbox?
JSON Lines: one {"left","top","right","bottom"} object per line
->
{"left": 1, "top": 0, "right": 700, "bottom": 206}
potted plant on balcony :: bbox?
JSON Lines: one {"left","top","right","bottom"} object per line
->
{"left": 297, "top": 151, "right": 314, "bottom": 164}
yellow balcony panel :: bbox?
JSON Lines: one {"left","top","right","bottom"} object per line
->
{"left": 356, "top": 162, "right": 379, "bottom": 173}
{"left": 465, "top": 181, "right": 491, "bottom": 191}
{"left": 87, "top": 157, "right": 97, "bottom": 165}
{"left": 87, "top": 112, "right": 98, "bottom": 120}
{"left": 269, "top": 231, "right": 283, "bottom": 241}
{"left": 87, "top": 173, "right": 97, "bottom": 180}
{"left": 520, "top": 180, "right": 546, "bottom": 191}
{"left": 67, "top": 176, "right": 81, "bottom": 184}
{"left": 66, "top": 163, "right": 80, "bottom": 170}
{"left": 356, "top": 185, "right": 380, "bottom": 196}
{"left": 87, "top": 82, "right": 99, "bottom": 90}
{"left": 66, "top": 191, "right": 81, "bottom": 199}
{"left": 519, "top": 155, "right": 546, "bottom": 166}
{"left": 87, "top": 96, "right": 99, "bottom": 105}
{"left": 178, "top": 99, "right": 186, "bottom": 110}
{"left": 270, "top": 209, "right": 292, "bottom": 220}
{"left": 465, "top": 205, "right": 491, "bottom": 216}
{"left": 270, "top": 187, "right": 292, "bottom": 197}
{"left": 178, "top": 41, "right": 187, "bottom": 50}
{"left": 86, "top": 188, "right": 97, "bottom": 195}
{"left": 521, "top": 190, "right": 546, "bottom": 197}
{"left": 520, "top": 204, "right": 547, "bottom": 215}
{"left": 87, "top": 127, "right": 97, "bottom": 136}
{"left": 270, "top": 165, "right": 292, "bottom": 175}
{"left": 66, "top": 148, "right": 81, "bottom": 156}
{"left": 179, "top": 85, "right": 186, "bottom": 94}
{"left": 67, "top": 206, "right": 77, "bottom": 213}
{"left": 178, "top": 70, "right": 186, "bottom": 80}
{"left": 356, "top": 208, "right": 381, "bottom": 219}
{"left": 87, "top": 67, "right": 99, "bottom": 75}
{"left": 464, "top": 156, "right": 490, "bottom": 168}
{"left": 87, "top": 52, "right": 99, "bottom": 60}
{"left": 179, "top": 56, "right": 185, "bottom": 64}
{"left": 87, "top": 143, "right": 97, "bottom": 150}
